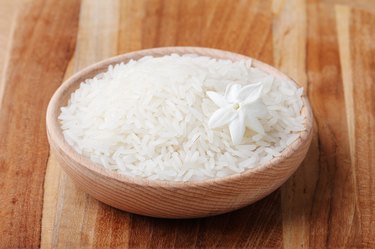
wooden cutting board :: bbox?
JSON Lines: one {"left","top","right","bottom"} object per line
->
{"left": 0, "top": 0, "right": 374, "bottom": 248}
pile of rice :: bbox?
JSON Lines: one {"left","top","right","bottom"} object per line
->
{"left": 59, "top": 54, "right": 305, "bottom": 181}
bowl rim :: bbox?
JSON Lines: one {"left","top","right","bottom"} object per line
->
{"left": 46, "top": 46, "right": 313, "bottom": 188}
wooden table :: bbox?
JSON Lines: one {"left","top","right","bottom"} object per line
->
{"left": 0, "top": 0, "right": 374, "bottom": 248}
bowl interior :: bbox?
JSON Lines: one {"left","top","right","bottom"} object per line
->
{"left": 46, "top": 47, "right": 313, "bottom": 188}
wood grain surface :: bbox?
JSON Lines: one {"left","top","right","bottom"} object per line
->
{"left": 0, "top": 0, "right": 374, "bottom": 248}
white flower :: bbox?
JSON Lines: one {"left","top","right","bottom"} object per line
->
{"left": 207, "top": 82, "right": 268, "bottom": 145}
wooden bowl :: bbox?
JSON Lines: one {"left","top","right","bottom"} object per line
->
{"left": 46, "top": 47, "right": 313, "bottom": 218}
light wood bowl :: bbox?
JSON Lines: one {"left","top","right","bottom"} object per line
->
{"left": 46, "top": 47, "right": 313, "bottom": 218}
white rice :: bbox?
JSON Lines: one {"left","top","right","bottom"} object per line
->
{"left": 59, "top": 54, "right": 306, "bottom": 181}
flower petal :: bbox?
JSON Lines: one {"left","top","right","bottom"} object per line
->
{"left": 206, "top": 91, "right": 228, "bottom": 107}
{"left": 229, "top": 111, "right": 246, "bottom": 145}
{"left": 224, "top": 84, "right": 241, "bottom": 103}
{"left": 208, "top": 107, "right": 237, "bottom": 129}
{"left": 260, "top": 75, "right": 274, "bottom": 94}
{"left": 238, "top": 82, "right": 263, "bottom": 103}
{"left": 245, "top": 116, "right": 265, "bottom": 134}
